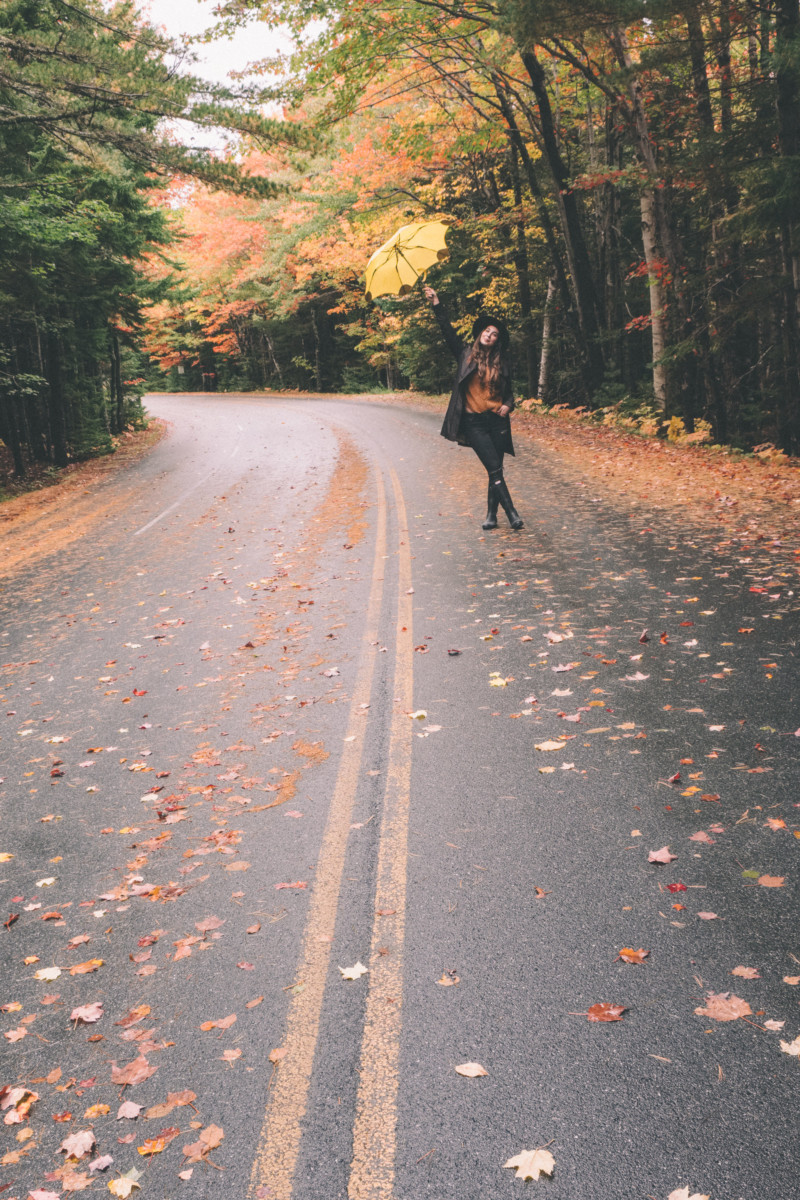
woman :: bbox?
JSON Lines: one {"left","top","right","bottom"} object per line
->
{"left": 424, "top": 286, "right": 523, "bottom": 530}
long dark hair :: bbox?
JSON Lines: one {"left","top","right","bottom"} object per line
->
{"left": 467, "top": 338, "right": 503, "bottom": 389}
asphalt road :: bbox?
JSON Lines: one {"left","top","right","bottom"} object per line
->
{"left": 1, "top": 393, "right": 799, "bottom": 1200}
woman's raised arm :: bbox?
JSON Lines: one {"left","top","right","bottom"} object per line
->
{"left": 424, "top": 287, "right": 463, "bottom": 360}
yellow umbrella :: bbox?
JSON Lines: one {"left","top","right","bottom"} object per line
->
{"left": 365, "top": 220, "right": 449, "bottom": 300}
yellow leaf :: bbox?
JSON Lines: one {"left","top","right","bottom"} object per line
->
{"left": 503, "top": 1147, "right": 555, "bottom": 1181}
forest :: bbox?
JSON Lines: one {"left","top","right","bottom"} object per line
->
{"left": 2, "top": 0, "right": 800, "bottom": 477}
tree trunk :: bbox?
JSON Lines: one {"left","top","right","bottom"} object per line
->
{"left": 639, "top": 189, "right": 668, "bottom": 409}
{"left": 519, "top": 48, "right": 605, "bottom": 389}
{"left": 538, "top": 277, "right": 557, "bottom": 402}
{"left": 110, "top": 330, "right": 124, "bottom": 434}
{"left": 46, "top": 332, "right": 69, "bottom": 467}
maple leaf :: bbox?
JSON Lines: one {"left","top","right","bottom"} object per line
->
{"left": 667, "top": 1189, "right": 710, "bottom": 1200}
{"left": 454, "top": 1062, "right": 487, "bottom": 1077}
{"left": 689, "top": 831, "right": 714, "bottom": 844}
{"left": 780, "top": 1034, "right": 800, "bottom": 1056}
{"left": 503, "top": 1147, "right": 555, "bottom": 1181}
{"left": 587, "top": 1002, "right": 626, "bottom": 1022}
{"left": 694, "top": 992, "right": 752, "bottom": 1022}
{"left": 60, "top": 1128, "right": 96, "bottom": 1159}
{"left": 27, "top": 1192, "right": 61, "bottom": 1200}
{"left": 34, "top": 966, "right": 62, "bottom": 981}
{"left": 221, "top": 1047, "right": 242, "bottom": 1064}
{"left": 340, "top": 961, "right": 368, "bottom": 980}
{"left": 182, "top": 1123, "right": 224, "bottom": 1163}
{"left": 71, "top": 1002, "right": 103, "bottom": 1024}
{"left": 758, "top": 875, "right": 785, "bottom": 887}
{"left": 138, "top": 1126, "right": 180, "bottom": 1155}
{"left": 117, "top": 1101, "right": 143, "bottom": 1119}
{"left": 617, "top": 948, "right": 649, "bottom": 964}
{"left": 666, "top": 882, "right": 687, "bottom": 893}
{"left": 731, "top": 966, "right": 760, "bottom": 979}
{"left": 90, "top": 1154, "right": 114, "bottom": 1172}
{"left": 108, "top": 1167, "right": 142, "bottom": 1197}
{"left": 783, "top": 975, "right": 800, "bottom": 985}
{"left": 648, "top": 846, "right": 677, "bottom": 864}
{"left": 764, "top": 1019, "right": 785, "bottom": 1031}
{"left": 111, "top": 1056, "right": 157, "bottom": 1086}
{"left": 60, "top": 1168, "right": 93, "bottom": 1192}
{"left": 84, "top": 1103, "right": 111, "bottom": 1119}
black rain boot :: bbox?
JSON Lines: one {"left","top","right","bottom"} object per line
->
{"left": 492, "top": 477, "right": 524, "bottom": 529}
{"left": 482, "top": 482, "right": 498, "bottom": 529}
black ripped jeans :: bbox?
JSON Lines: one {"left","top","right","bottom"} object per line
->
{"left": 463, "top": 410, "right": 506, "bottom": 486}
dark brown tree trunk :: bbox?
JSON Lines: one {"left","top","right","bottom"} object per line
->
{"left": 519, "top": 48, "right": 606, "bottom": 389}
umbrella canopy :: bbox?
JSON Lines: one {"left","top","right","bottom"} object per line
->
{"left": 365, "top": 220, "right": 449, "bottom": 300}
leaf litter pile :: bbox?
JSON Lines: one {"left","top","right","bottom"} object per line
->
{"left": 0, "top": 436, "right": 371, "bottom": 1195}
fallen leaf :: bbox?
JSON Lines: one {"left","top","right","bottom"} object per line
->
{"left": 71, "top": 1003, "right": 103, "bottom": 1024}
{"left": 34, "top": 966, "right": 62, "bottom": 981}
{"left": 731, "top": 966, "right": 760, "bottom": 979}
{"left": 115, "top": 1006, "right": 150, "bottom": 1028}
{"left": 689, "top": 831, "right": 714, "bottom": 844}
{"left": 764, "top": 1019, "right": 785, "bottom": 1031}
{"left": 108, "top": 1166, "right": 142, "bottom": 1197}
{"left": 194, "top": 916, "right": 225, "bottom": 933}
{"left": 141, "top": 1091, "right": 193, "bottom": 1123}
{"left": 90, "top": 1154, "right": 114, "bottom": 1172}
{"left": 220, "top": 1048, "right": 242, "bottom": 1064}
{"left": 697, "top": 912, "right": 719, "bottom": 920}
{"left": 436, "top": 971, "right": 460, "bottom": 987}
{"left": 454, "top": 1062, "right": 487, "bottom": 1077}
{"left": 110, "top": 1056, "right": 157, "bottom": 1087}
{"left": 245, "top": 996, "right": 264, "bottom": 1009}
{"left": 758, "top": 875, "right": 785, "bottom": 887}
{"left": 182, "top": 1123, "right": 224, "bottom": 1163}
{"left": 69, "top": 958, "right": 103, "bottom": 976}
{"left": 60, "top": 1129, "right": 96, "bottom": 1159}
{"left": 783, "top": 976, "right": 800, "bottom": 985}
{"left": 617, "top": 948, "right": 649, "bottom": 964}
{"left": 503, "top": 1147, "right": 555, "bottom": 1181}
{"left": 587, "top": 1002, "right": 626, "bottom": 1022}
{"left": 178, "top": 1168, "right": 193, "bottom": 1179}
{"left": 275, "top": 881, "right": 307, "bottom": 890}
{"left": 246, "top": 923, "right": 261, "bottom": 934}
{"left": 694, "top": 992, "right": 752, "bottom": 1021}
{"left": 199, "top": 1014, "right": 237, "bottom": 1031}
{"left": 84, "top": 1103, "right": 111, "bottom": 1119}
{"left": 666, "top": 882, "right": 687, "bottom": 893}
{"left": 648, "top": 846, "right": 677, "bottom": 864}
{"left": 339, "top": 962, "right": 368, "bottom": 980}
{"left": 534, "top": 740, "right": 567, "bottom": 751}
{"left": 137, "top": 1127, "right": 181, "bottom": 1156}
{"left": 116, "top": 1102, "right": 142, "bottom": 1120}
{"left": 780, "top": 1034, "right": 800, "bottom": 1056}
{"left": 667, "top": 1189, "right": 710, "bottom": 1200}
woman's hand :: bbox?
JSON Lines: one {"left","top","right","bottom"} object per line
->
{"left": 498, "top": 404, "right": 511, "bottom": 416}
{"left": 423, "top": 285, "right": 439, "bottom": 306}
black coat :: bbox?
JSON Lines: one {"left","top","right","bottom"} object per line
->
{"left": 434, "top": 303, "right": 516, "bottom": 455}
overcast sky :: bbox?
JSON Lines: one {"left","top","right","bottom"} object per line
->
{"left": 141, "top": 0, "right": 291, "bottom": 148}
{"left": 143, "top": 0, "right": 288, "bottom": 86}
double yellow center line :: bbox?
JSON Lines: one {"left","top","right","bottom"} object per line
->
{"left": 249, "top": 465, "right": 414, "bottom": 1200}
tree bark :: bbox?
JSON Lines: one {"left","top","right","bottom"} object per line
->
{"left": 538, "top": 277, "right": 557, "bottom": 402}
{"left": 519, "top": 48, "right": 605, "bottom": 389}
